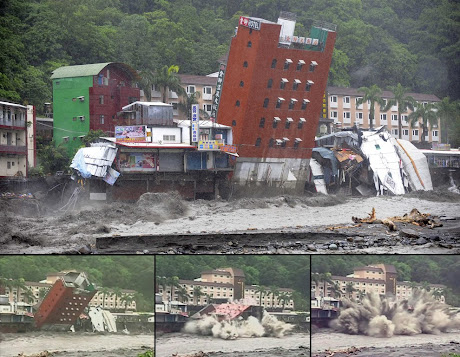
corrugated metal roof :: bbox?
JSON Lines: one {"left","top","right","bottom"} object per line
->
{"left": 51, "top": 62, "right": 139, "bottom": 80}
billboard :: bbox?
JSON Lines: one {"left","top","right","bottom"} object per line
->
{"left": 191, "top": 104, "right": 199, "bottom": 143}
{"left": 115, "top": 125, "right": 147, "bottom": 143}
{"left": 210, "top": 63, "right": 226, "bottom": 121}
{"left": 119, "top": 152, "right": 156, "bottom": 172}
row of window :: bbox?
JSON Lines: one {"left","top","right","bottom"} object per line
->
{"left": 261, "top": 97, "right": 310, "bottom": 110}
{"left": 259, "top": 116, "right": 306, "bottom": 129}
{"left": 255, "top": 137, "right": 302, "bottom": 148}
{"left": 267, "top": 78, "right": 314, "bottom": 92}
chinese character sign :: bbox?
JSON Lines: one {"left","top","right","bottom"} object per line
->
{"left": 210, "top": 64, "right": 226, "bottom": 121}
{"left": 191, "top": 104, "right": 199, "bottom": 143}
{"left": 239, "top": 16, "right": 261, "bottom": 30}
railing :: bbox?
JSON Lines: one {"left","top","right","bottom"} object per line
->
{"left": 0, "top": 119, "right": 26, "bottom": 128}
{"left": 0, "top": 145, "right": 27, "bottom": 154}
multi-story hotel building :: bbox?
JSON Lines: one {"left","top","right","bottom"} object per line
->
{"left": 312, "top": 264, "right": 445, "bottom": 303}
{"left": 325, "top": 87, "right": 441, "bottom": 143}
{"left": 0, "top": 101, "right": 28, "bottom": 177}
{"left": 3, "top": 271, "right": 136, "bottom": 311}
{"left": 158, "top": 267, "right": 295, "bottom": 310}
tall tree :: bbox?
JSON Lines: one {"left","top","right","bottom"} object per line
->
{"left": 255, "top": 285, "right": 266, "bottom": 307}
{"left": 356, "top": 84, "right": 385, "bottom": 129}
{"left": 99, "top": 287, "right": 112, "bottom": 309}
{"left": 152, "top": 65, "right": 185, "bottom": 103}
{"left": 345, "top": 282, "right": 356, "bottom": 299}
{"left": 383, "top": 83, "right": 415, "bottom": 139}
{"left": 112, "top": 287, "right": 123, "bottom": 310}
{"left": 435, "top": 97, "right": 458, "bottom": 144}
{"left": 166, "top": 276, "right": 180, "bottom": 301}
{"left": 408, "top": 102, "right": 438, "bottom": 143}
{"left": 278, "top": 292, "right": 291, "bottom": 310}
{"left": 176, "top": 286, "right": 190, "bottom": 303}
{"left": 269, "top": 286, "right": 279, "bottom": 308}
{"left": 192, "top": 286, "right": 203, "bottom": 305}
{"left": 120, "top": 293, "right": 135, "bottom": 312}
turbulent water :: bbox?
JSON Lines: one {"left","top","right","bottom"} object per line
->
{"left": 331, "top": 290, "right": 460, "bottom": 337}
{"left": 183, "top": 311, "right": 294, "bottom": 340}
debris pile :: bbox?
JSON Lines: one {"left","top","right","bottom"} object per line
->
{"left": 312, "top": 127, "right": 433, "bottom": 196}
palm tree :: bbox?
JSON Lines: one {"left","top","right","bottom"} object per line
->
{"left": 435, "top": 97, "right": 457, "bottom": 144}
{"left": 278, "top": 292, "right": 292, "bottom": 310}
{"left": 420, "top": 281, "right": 430, "bottom": 292}
{"left": 356, "top": 84, "right": 385, "bottom": 129}
{"left": 112, "top": 287, "right": 123, "bottom": 310}
{"left": 38, "top": 287, "right": 50, "bottom": 301}
{"left": 22, "top": 287, "right": 36, "bottom": 304}
{"left": 254, "top": 285, "right": 267, "bottom": 306}
{"left": 409, "top": 281, "right": 419, "bottom": 293}
{"left": 269, "top": 286, "right": 279, "bottom": 308}
{"left": 329, "top": 282, "right": 342, "bottom": 299}
{"left": 166, "top": 276, "right": 180, "bottom": 301}
{"left": 138, "top": 69, "right": 156, "bottom": 102}
{"left": 152, "top": 65, "right": 186, "bottom": 103}
{"left": 408, "top": 102, "right": 438, "bottom": 143}
{"left": 99, "top": 287, "right": 112, "bottom": 309}
{"left": 192, "top": 286, "right": 203, "bottom": 305}
{"left": 176, "top": 286, "right": 190, "bottom": 303}
{"left": 120, "top": 294, "right": 135, "bottom": 312}
{"left": 383, "top": 83, "right": 415, "bottom": 139}
{"left": 156, "top": 276, "right": 168, "bottom": 294}
{"left": 178, "top": 91, "right": 210, "bottom": 121}
{"left": 12, "top": 278, "right": 26, "bottom": 302}
{"left": 204, "top": 293, "right": 213, "bottom": 304}
{"left": 345, "top": 282, "right": 356, "bottom": 299}
{"left": 320, "top": 273, "right": 333, "bottom": 298}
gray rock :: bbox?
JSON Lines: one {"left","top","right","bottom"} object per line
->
{"left": 307, "top": 244, "right": 317, "bottom": 251}
{"left": 329, "top": 243, "right": 338, "bottom": 250}
{"left": 354, "top": 237, "right": 365, "bottom": 243}
{"left": 416, "top": 238, "right": 428, "bottom": 245}
{"left": 400, "top": 229, "right": 420, "bottom": 238}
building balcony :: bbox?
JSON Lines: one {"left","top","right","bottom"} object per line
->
{"left": 0, "top": 119, "right": 26, "bottom": 129}
{"left": 0, "top": 145, "right": 27, "bottom": 155}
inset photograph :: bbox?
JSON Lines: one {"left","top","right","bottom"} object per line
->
{"left": 311, "top": 255, "right": 460, "bottom": 357}
{"left": 155, "top": 256, "right": 310, "bottom": 357}
{"left": 0, "top": 256, "right": 155, "bottom": 357}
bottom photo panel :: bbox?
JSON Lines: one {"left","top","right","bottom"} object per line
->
{"left": 0, "top": 256, "right": 155, "bottom": 357}
{"left": 155, "top": 255, "right": 311, "bottom": 357}
{"left": 311, "top": 255, "right": 460, "bottom": 357}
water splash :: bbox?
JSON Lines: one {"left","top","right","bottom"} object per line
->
{"left": 331, "top": 290, "right": 460, "bottom": 337}
{"left": 183, "top": 311, "right": 294, "bottom": 340}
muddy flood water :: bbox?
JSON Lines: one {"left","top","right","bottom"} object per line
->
{"left": 0, "top": 331, "right": 154, "bottom": 357}
{"left": 312, "top": 329, "right": 460, "bottom": 357}
{"left": 156, "top": 332, "right": 309, "bottom": 357}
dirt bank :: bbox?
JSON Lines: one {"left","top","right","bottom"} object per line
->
{"left": 0, "top": 191, "right": 459, "bottom": 254}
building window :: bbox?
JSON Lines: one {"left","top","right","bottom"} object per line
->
{"left": 255, "top": 137, "right": 261, "bottom": 146}
{"left": 330, "top": 96, "right": 337, "bottom": 103}
{"left": 267, "top": 79, "right": 273, "bottom": 88}
{"left": 298, "top": 118, "right": 305, "bottom": 129}
{"left": 285, "top": 118, "right": 292, "bottom": 129}
{"left": 294, "top": 140, "right": 300, "bottom": 148}
{"left": 310, "top": 61, "right": 318, "bottom": 72}
{"left": 276, "top": 98, "right": 283, "bottom": 109}
{"left": 99, "top": 115, "right": 104, "bottom": 124}
{"left": 284, "top": 59, "right": 292, "bottom": 70}
{"left": 235, "top": 100, "right": 240, "bottom": 107}
{"left": 163, "top": 135, "right": 176, "bottom": 141}
{"left": 203, "top": 104, "right": 212, "bottom": 113}
{"left": 305, "top": 80, "right": 313, "bottom": 91}
{"left": 186, "top": 85, "right": 196, "bottom": 94}
{"left": 269, "top": 138, "right": 275, "bottom": 147}
{"left": 232, "top": 120, "right": 236, "bottom": 126}
{"left": 293, "top": 79, "right": 300, "bottom": 90}
{"left": 296, "top": 60, "right": 305, "bottom": 71}
{"left": 99, "top": 95, "right": 104, "bottom": 104}
{"left": 391, "top": 129, "right": 398, "bottom": 136}
{"left": 356, "top": 112, "right": 363, "bottom": 120}
{"left": 259, "top": 117, "right": 265, "bottom": 128}
{"left": 343, "top": 96, "right": 350, "bottom": 104}
{"left": 271, "top": 59, "right": 277, "bottom": 68}
{"left": 280, "top": 79, "right": 287, "bottom": 89}
{"left": 301, "top": 99, "right": 309, "bottom": 110}
{"left": 289, "top": 100, "right": 295, "bottom": 110}
{"left": 380, "top": 114, "right": 387, "bottom": 121}
{"left": 240, "top": 81, "right": 244, "bottom": 87}
{"left": 247, "top": 41, "right": 252, "bottom": 47}
{"left": 7, "top": 162, "right": 11, "bottom": 169}
{"left": 273, "top": 118, "right": 279, "bottom": 128}
{"left": 392, "top": 114, "right": 398, "bottom": 122}
{"left": 343, "top": 112, "right": 351, "bottom": 123}
{"left": 243, "top": 61, "right": 248, "bottom": 68}
{"left": 263, "top": 98, "right": 269, "bottom": 108}
{"left": 412, "top": 129, "right": 419, "bottom": 137}
{"left": 432, "top": 130, "right": 438, "bottom": 137}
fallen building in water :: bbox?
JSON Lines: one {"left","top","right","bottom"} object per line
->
{"left": 311, "top": 127, "right": 433, "bottom": 196}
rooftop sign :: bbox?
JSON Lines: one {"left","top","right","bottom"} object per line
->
{"left": 239, "top": 16, "right": 261, "bottom": 31}
{"left": 115, "top": 126, "right": 148, "bottom": 143}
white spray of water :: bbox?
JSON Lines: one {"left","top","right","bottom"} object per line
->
{"left": 331, "top": 290, "right": 460, "bottom": 337}
{"left": 183, "top": 311, "right": 294, "bottom": 340}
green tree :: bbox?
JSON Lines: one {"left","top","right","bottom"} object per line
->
{"left": 22, "top": 287, "right": 35, "bottom": 304}
{"left": 152, "top": 65, "right": 185, "bottom": 103}
{"left": 435, "top": 97, "right": 459, "bottom": 144}
{"left": 120, "top": 293, "right": 135, "bottom": 312}
{"left": 166, "top": 276, "right": 180, "bottom": 301}
{"left": 345, "top": 282, "right": 356, "bottom": 299}
{"left": 383, "top": 83, "right": 415, "bottom": 139}
{"left": 192, "top": 286, "right": 203, "bottom": 305}
{"left": 37, "top": 139, "right": 71, "bottom": 174}
{"left": 178, "top": 91, "right": 209, "bottom": 120}
{"left": 269, "top": 286, "right": 279, "bottom": 308}
{"left": 255, "top": 285, "right": 266, "bottom": 307}
{"left": 138, "top": 70, "right": 156, "bottom": 102}
{"left": 176, "top": 286, "right": 190, "bottom": 303}
{"left": 330, "top": 282, "right": 342, "bottom": 299}
{"left": 408, "top": 102, "right": 438, "bottom": 143}
{"left": 356, "top": 84, "right": 385, "bottom": 129}
{"left": 278, "top": 292, "right": 292, "bottom": 310}
{"left": 81, "top": 130, "right": 107, "bottom": 146}
{"left": 112, "top": 287, "right": 123, "bottom": 310}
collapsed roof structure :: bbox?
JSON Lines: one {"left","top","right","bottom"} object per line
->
{"left": 312, "top": 127, "right": 433, "bottom": 196}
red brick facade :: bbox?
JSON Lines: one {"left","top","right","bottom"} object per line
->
{"left": 217, "top": 20, "right": 336, "bottom": 159}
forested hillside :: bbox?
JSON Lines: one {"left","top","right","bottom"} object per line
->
{"left": 1, "top": 0, "right": 458, "bottom": 113}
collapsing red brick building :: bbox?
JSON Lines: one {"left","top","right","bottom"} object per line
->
{"left": 217, "top": 12, "right": 336, "bottom": 192}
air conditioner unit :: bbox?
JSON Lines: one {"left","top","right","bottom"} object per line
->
{"left": 78, "top": 116, "right": 85, "bottom": 121}
{"left": 78, "top": 96, "right": 85, "bottom": 101}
